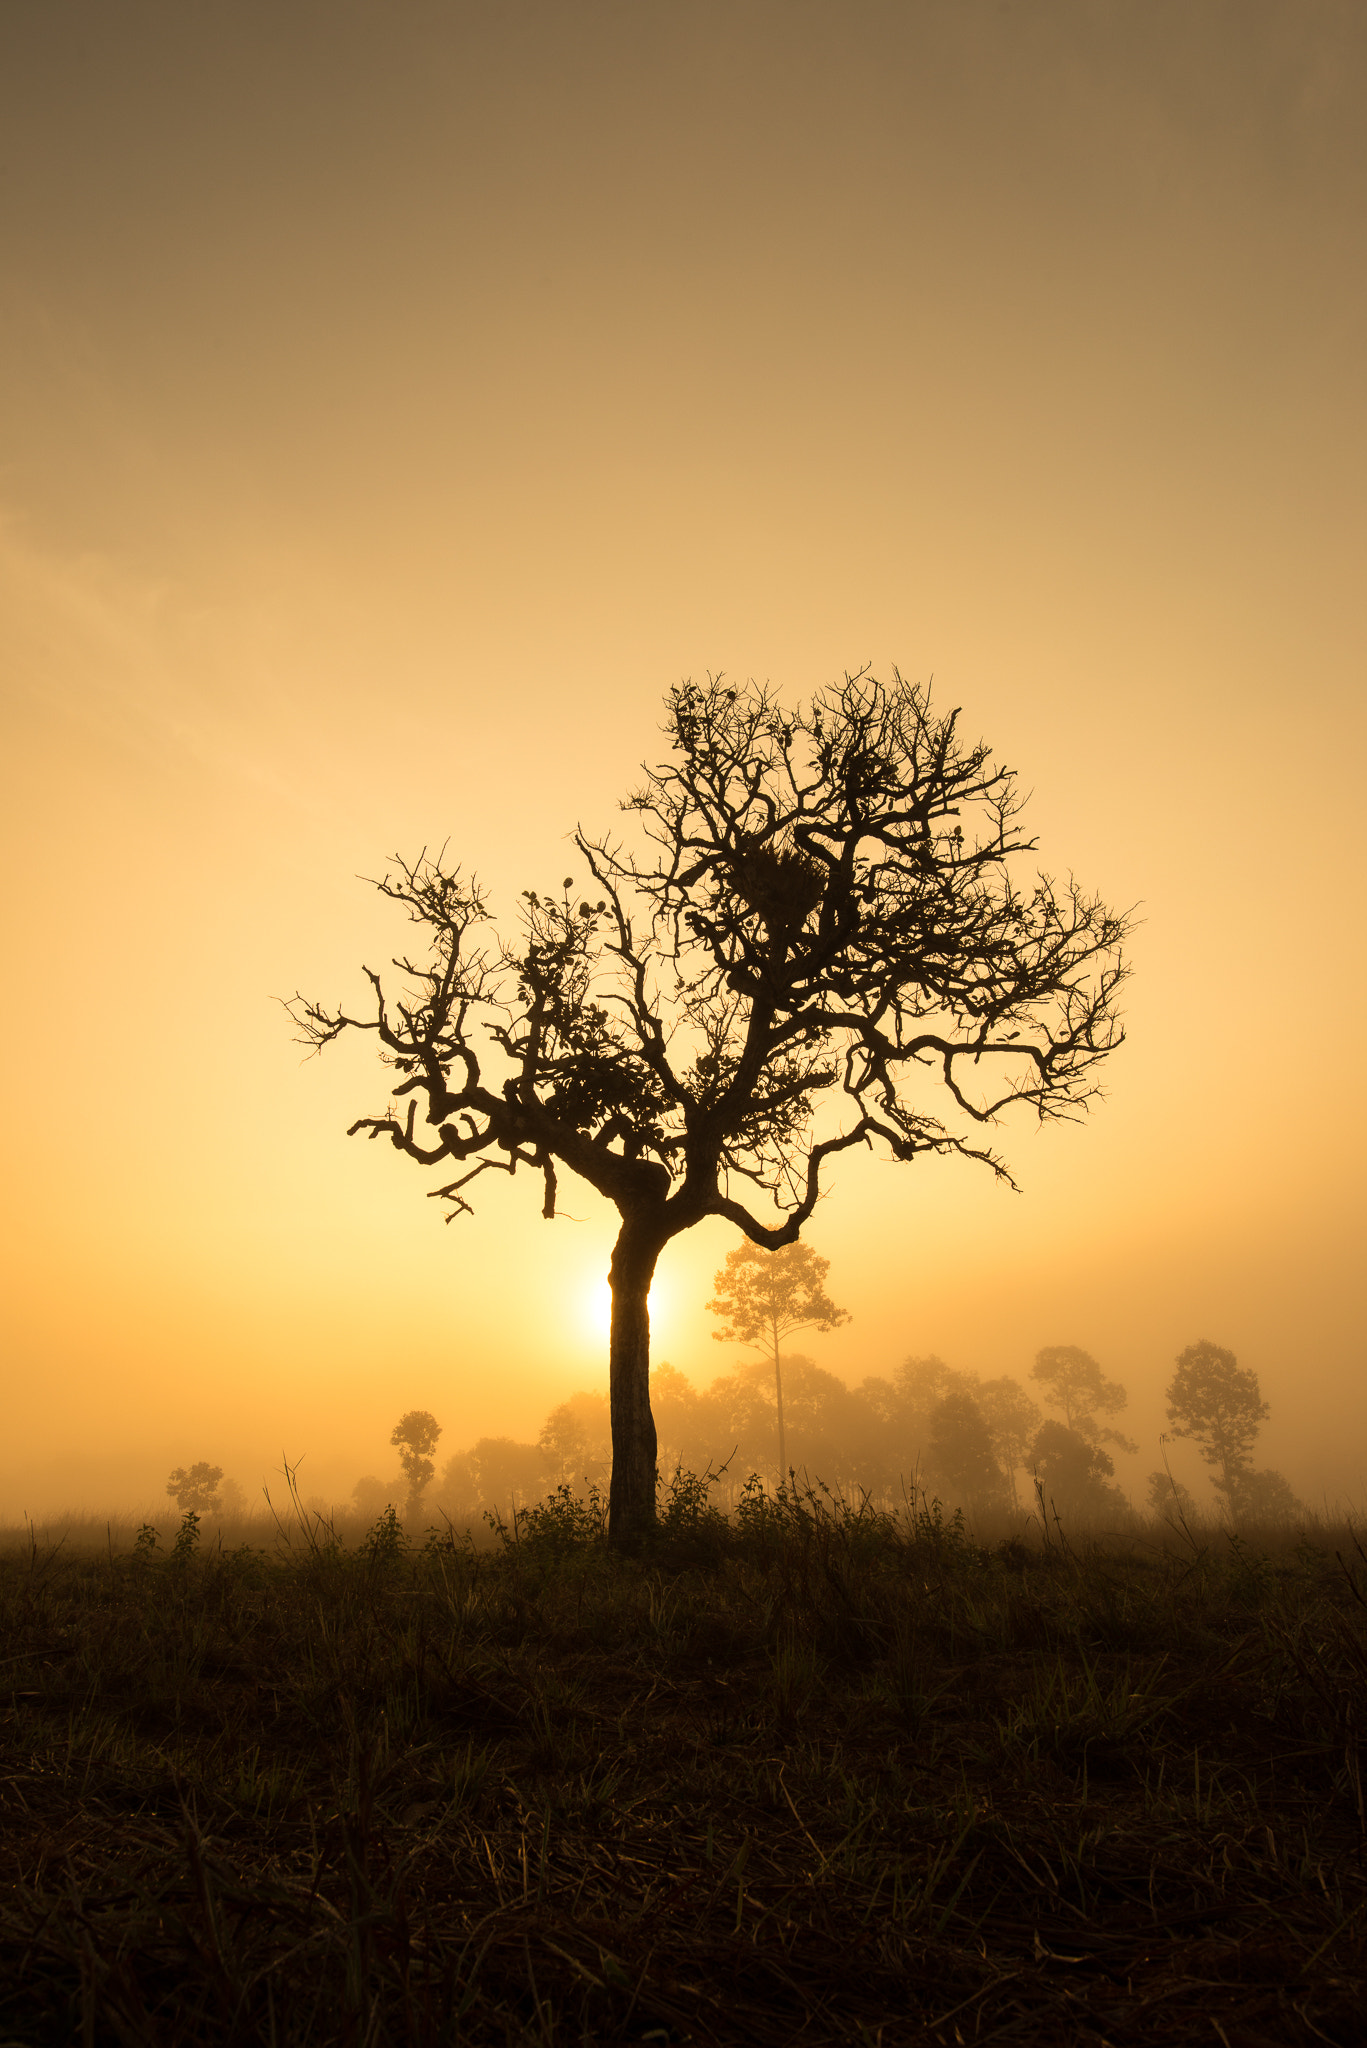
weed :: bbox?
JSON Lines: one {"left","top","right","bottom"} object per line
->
{"left": 359, "top": 1501, "right": 408, "bottom": 1566}
{"left": 170, "top": 1508, "right": 201, "bottom": 1564}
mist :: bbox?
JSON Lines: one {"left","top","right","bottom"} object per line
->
{"left": 2, "top": 3, "right": 1364, "bottom": 1522}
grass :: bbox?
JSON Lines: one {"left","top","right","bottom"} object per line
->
{"left": 0, "top": 1479, "right": 1364, "bottom": 2044}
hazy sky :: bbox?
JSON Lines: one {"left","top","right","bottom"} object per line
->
{"left": 3, "top": 1, "right": 1364, "bottom": 1515}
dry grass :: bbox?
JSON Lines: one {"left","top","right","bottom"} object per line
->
{"left": 0, "top": 1482, "right": 1364, "bottom": 2044}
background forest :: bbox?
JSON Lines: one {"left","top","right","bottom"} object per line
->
{"left": 333, "top": 1335, "right": 1299, "bottom": 1540}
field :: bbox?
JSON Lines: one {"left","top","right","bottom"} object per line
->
{"left": 1, "top": 1483, "right": 1364, "bottom": 2045}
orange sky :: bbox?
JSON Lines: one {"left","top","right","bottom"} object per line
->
{"left": 2, "top": 3, "right": 1364, "bottom": 1517}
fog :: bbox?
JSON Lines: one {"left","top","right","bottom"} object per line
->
{"left": 2, "top": 3, "right": 1364, "bottom": 1526}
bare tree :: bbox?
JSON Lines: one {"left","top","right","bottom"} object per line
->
{"left": 707, "top": 1239, "right": 849, "bottom": 1484}
{"left": 289, "top": 670, "right": 1130, "bottom": 1547}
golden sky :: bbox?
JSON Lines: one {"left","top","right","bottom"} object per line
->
{"left": 2, "top": 2, "right": 1364, "bottom": 1515}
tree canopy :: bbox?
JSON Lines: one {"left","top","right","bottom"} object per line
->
{"left": 167, "top": 1462, "right": 224, "bottom": 1516}
{"left": 291, "top": 669, "right": 1131, "bottom": 1545}
{"left": 1031, "top": 1345, "right": 1136, "bottom": 1454}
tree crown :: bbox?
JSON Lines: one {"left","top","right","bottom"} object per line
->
{"left": 167, "top": 1462, "right": 224, "bottom": 1512}
{"left": 1031, "top": 1345, "right": 1136, "bottom": 1454}
{"left": 391, "top": 1410, "right": 442, "bottom": 1460}
{"left": 706, "top": 1238, "right": 850, "bottom": 1347}
{"left": 288, "top": 670, "right": 1131, "bottom": 1250}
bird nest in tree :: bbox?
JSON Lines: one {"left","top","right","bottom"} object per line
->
{"left": 729, "top": 842, "right": 827, "bottom": 930}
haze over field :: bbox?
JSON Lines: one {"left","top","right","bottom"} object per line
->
{"left": 2, "top": 2, "right": 1364, "bottom": 1519}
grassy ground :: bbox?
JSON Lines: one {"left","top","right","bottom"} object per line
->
{"left": 0, "top": 1482, "right": 1364, "bottom": 2045}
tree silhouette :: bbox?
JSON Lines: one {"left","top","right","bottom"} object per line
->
{"left": 391, "top": 1409, "right": 442, "bottom": 1519}
{"left": 538, "top": 1402, "right": 591, "bottom": 1486}
{"left": 167, "top": 1462, "right": 223, "bottom": 1515}
{"left": 1229, "top": 1466, "right": 1302, "bottom": 1525}
{"left": 1030, "top": 1421, "right": 1123, "bottom": 1517}
{"left": 928, "top": 1389, "right": 1007, "bottom": 1516}
{"left": 290, "top": 671, "right": 1130, "bottom": 1546}
{"left": 1146, "top": 1468, "right": 1197, "bottom": 1520}
{"left": 707, "top": 1239, "right": 849, "bottom": 1483}
{"left": 465, "top": 1436, "right": 547, "bottom": 1514}
{"left": 976, "top": 1377, "right": 1043, "bottom": 1507}
{"left": 1031, "top": 1345, "right": 1136, "bottom": 1454}
{"left": 1165, "top": 1340, "right": 1270, "bottom": 1517}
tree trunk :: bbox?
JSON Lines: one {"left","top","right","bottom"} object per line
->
{"left": 607, "top": 1215, "right": 664, "bottom": 1549}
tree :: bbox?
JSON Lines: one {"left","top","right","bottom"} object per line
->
{"left": 466, "top": 1436, "right": 547, "bottom": 1513}
{"left": 1146, "top": 1468, "right": 1198, "bottom": 1521}
{"left": 352, "top": 1473, "right": 398, "bottom": 1520}
{"left": 707, "top": 1238, "right": 849, "bottom": 1483}
{"left": 650, "top": 1361, "right": 707, "bottom": 1480}
{"left": 434, "top": 1451, "right": 477, "bottom": 1513}
{"left": 1030, "top": 1421, "right": 1124, "bottom": 1519}
{"left": 391, "top": 1409, "right": 442, "bottom": 1519}
{"left": 1031, "top": 1345, "right": 1137, "bottom": 1454}
{"left": 1165, "top": 1340, "right": 1270, "bottom": 1515}
{"left": 976, "top": 1376, "right": 1043, "bottom": 1506}
{"left": 538, "top": 1402, "right": 591, "bottom": 1486}
{"left": 167, "top": 1462, "right": 223, "bottom": 1515}
{"left": 290, "top": 671, "right": 1131, "bottom": 1546}
{"left": 217, "top": 1476, "right": 249, "bottom": 1519}
{"left": 1229, "top": 1466, "right": 1302, "bottom": 1526}
{"left": 928, "top": 1389, "right": 1007, "bottom": 1517}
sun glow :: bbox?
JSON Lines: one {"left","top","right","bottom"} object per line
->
{"left": 585, "top": 1277, "right": 666, "bottom": 1341}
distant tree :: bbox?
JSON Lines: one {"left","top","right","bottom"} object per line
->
{"left": 352, "top": 1473, "right": 398, "bottom": 1520}
{"left": 928, "top": 1389, "right": 1007, "bottom": 1517}
{"left": 895, "top": 1354, "right": 969, "bottom": 1408}
{"left": 976, "top": 1377, "right": 1043, "bottom": 1507}
{"left": 893, "top": 1354, "right": 973, "bottom": 1439}
{"left": 434, "top": 1450, "right": 477, "bottom": 1512}
{"left": 166, "top": 1462, "right": 224, "bottom": 1515}
{"left": 707, "top": 1239, "right": 849, "bottom": 1482}
{"left": 1146, "top": 1468, "right": 1198, "bottom": 1520}
{"left": 1165, "top": 1340, "right": 1270, "bottom": 1516}
{"left": 216, "top": 1476, "right": 249, "bottom": 1519}
{"left": 391, "top": 1409, "right": 442, "bottom": 1519}
{"left": 468, "top": 1437, "right": 547, "bottom": 1513}
{"left": 650, "top": 1361, "right": 706, "bottom": 1479}
{"left": 1229, "top": 1467, "right": 1303, "bottom": 1526}
{"left": 538, "top": 1402, "right": 591, "bottom": 1485}
{"left": 289, "top": 672, "right": 1131, "bottom": 1545}
{"left": 1030, "top": 1421, "right": 1125, "bottom": 1519}
{"left": 1031, "top": 1345, "right": 1137, "bottom": 1454}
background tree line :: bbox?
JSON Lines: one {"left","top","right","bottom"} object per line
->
{"left": 348, "top": 1327, "right": 1301, "bottom": 1533}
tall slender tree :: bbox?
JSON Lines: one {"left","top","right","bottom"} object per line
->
{"left": 391, "top": 1409, "right": 442, "bottom": 1520}
{"left": 290, "top": 670, "right": 1131, "bottom": 1547}
{"left": 707, "top": 1239, "right": 849, "bottom": 1483}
